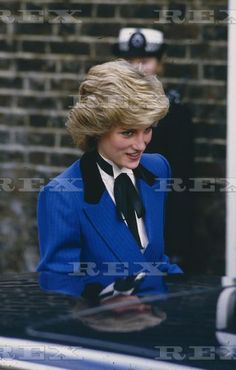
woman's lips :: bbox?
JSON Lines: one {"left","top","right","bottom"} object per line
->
{"left": 126, "top": 153, "right": 141, "bottom": 160}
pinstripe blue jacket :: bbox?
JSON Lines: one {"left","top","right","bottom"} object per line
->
{"left": 37, "top": 151, "right": 182, "bottom": 297}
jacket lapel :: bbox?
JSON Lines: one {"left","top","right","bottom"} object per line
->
{"left": 136, "top": 176, "right": 164, "bottom": 260}
{"left": 80, "top": 150, "right": 162, "bottom": 266}
{"left": 83, "top": 191, "right": 147, "bottom": 267}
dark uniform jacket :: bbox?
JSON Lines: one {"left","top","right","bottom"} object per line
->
{"left": 146, "top": 90, "right": 194, "bottom": 271}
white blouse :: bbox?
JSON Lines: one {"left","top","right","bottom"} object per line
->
{"left": 97, "top": 153, "right": 149, "bottom": 251}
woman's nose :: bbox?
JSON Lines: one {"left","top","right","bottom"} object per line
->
{"left": 133, "top": 134, "right": 147, "bottom": 151}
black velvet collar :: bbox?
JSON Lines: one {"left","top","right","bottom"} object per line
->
{"left": 80, "top": 150, "right": 157, "bottom": 204}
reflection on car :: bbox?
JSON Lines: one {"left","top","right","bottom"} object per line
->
{"left": 0, "top": 273, "right": 235, "bottom": 369}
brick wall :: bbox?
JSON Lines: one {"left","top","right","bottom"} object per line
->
{"left": 0, "top": 0, "right": 227, "bottom": 273}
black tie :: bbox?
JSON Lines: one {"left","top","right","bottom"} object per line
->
{"left": 96, "top": 153, "right": 145, "bottom": 247}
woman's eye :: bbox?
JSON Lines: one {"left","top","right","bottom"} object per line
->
{"left": 121, "top": 130, "right": 134, "bottom": 137}
{"left": 145, "top": 127, "right": 152, "bottom": 134}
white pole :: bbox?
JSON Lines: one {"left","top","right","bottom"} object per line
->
{"left": 223, "top": 0, "right": 236, "bottom": 285}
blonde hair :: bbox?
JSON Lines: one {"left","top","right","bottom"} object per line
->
{"left": 66, "top": 59, "right": 169, "bottom": 151}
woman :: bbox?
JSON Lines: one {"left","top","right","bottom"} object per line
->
{"left": 37, "top": 60, "right": 182, "bottom": 303}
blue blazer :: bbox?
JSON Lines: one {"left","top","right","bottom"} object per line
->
{"left": 37, "top": 151, "right": 183, "bottom": 297}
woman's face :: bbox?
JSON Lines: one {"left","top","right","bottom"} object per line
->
{"left": 97, "top": 125, "right": 153, "bottom": 169}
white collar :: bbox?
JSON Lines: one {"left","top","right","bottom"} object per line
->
{"left": 99, "top": 152, "right": 133, "bottom": 179}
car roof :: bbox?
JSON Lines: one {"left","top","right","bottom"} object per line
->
{"left": 0, "top": 273, "right": 235, "bottom": 370}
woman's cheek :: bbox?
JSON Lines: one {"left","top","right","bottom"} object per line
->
{"left": 147, "top": 131, "right": 152, "bottom": 144}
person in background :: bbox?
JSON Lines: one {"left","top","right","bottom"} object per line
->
{"left": 113, "top": 28, "right": 194, "bottom": 271}
{"left": 37, "top": 60, "right": 183, "bottom": 307}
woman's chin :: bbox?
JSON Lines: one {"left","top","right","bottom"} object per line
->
{"left": 123, "top": 159, "right": 141, "bottom": 169}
